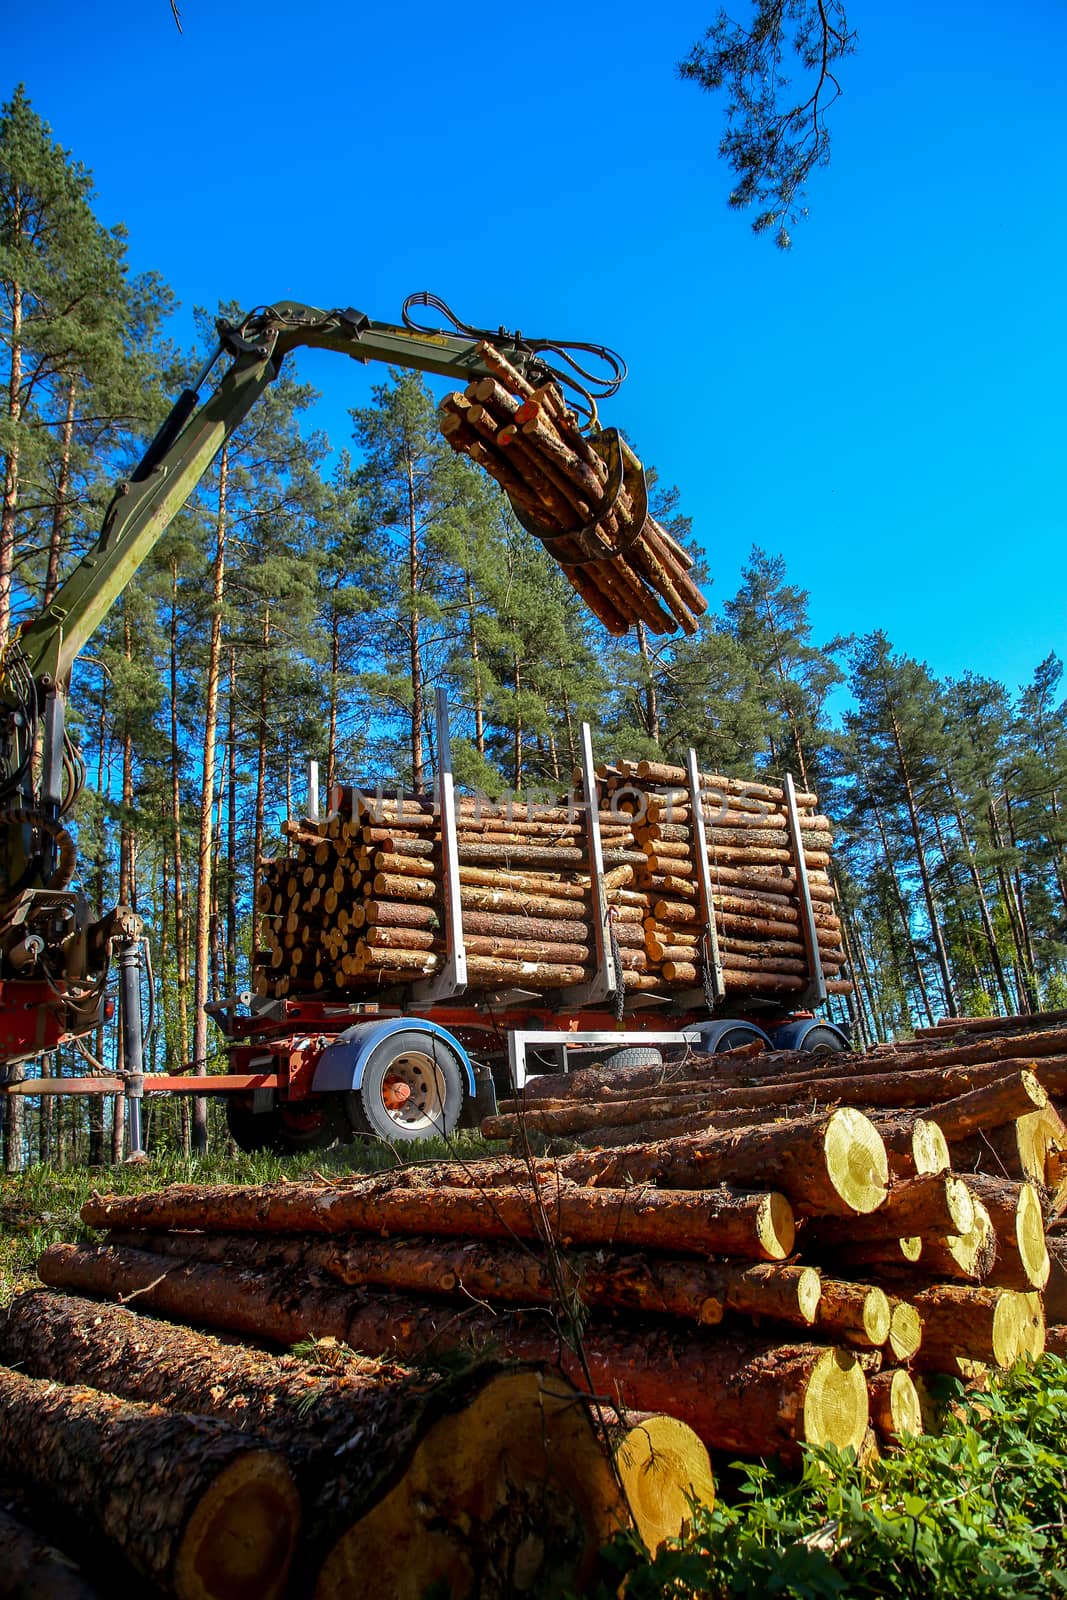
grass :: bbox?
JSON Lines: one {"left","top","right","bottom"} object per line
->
{"left": 0, "top": 1131, "right": 496, "bottom": 1307}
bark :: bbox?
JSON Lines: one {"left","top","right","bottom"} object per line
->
{"left": 192, "top": 444, "right": 229, "bottom": 1152}
{"left": 81, "top": 1178, "right": 797, "bottom": 1262}
{"left": 0, "top": 1360, "right": 299, "bottom": 1600}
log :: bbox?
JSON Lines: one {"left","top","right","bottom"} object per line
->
{"left": 960, "top": 1175, "right": 1049, "bottom": 1290}
{"left": 0, "top": 1361, "right": 300, "bottom": 1600}
{"left": 873, "top": 1115, "right": 950, "bottom": 1180}
{"left": 38, "top": 1245, "right": 866, "bottom": 1461}
{"left": 917, "top": 1198, "right": 997, "bottom": 1283}
{"left": 81, "top": 1179, "right": 797, "bottom": 1262}
{"left": 906, "top": 1285, "right": 1037, "bottom": 1370}
{"left": 550, "top": 1109, "right": 889, "bottom": 1218}
{"left": 612, "top": 1414, "right": 715, "bottom": 1553}
{"left": 887, "top": 1299, "right": 923, "bottom": 1362}
{"left": 867, "top": 1369, "right": 924, "bottom": 1443}
{"left": 802, "top": 1174, "right": 975, "bottom": 1247}
{"left": 927, "top": 1068, "right": 1048, "bottom": 1141}
{"left": 815, "top": 1280, "right": 891, "bottom": 1348}
{"left": 951, "top": 1105, "right": 1066, "bottom": 1184}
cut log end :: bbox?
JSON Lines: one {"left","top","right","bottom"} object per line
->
{"left": 887, "top": 1300, "right": 923, "bottom": 1362}
{"left": 759, "top": 1192, "right": 796, "bottom": 1259}
{"left": 912, "top": 1119, "right": 951, "bottom": 1176}
{"left": 614, "top": 1414, "right": 715, "bottom": 1553}
{"left": 802, "top": 1348, "right": 869, "bottom": 1455}
{"left": 313, "top": 1370, "right": 627, "bottom": 1600}
{"left": 825, "top": 1109, "right": 888, "bottom": 1214}
{"left": 174, "top": 1449, "right": 300, "bottom": 1600}
{"left": 1016, "top": 1182, "right": 1051, "bottom": 1289}
{"left": 868, "top": 1369, "right": 924, "bottom": 1444}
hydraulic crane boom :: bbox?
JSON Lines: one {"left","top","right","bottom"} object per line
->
{"left": 0, "top": 298, "right": 607, "bottom": 1067}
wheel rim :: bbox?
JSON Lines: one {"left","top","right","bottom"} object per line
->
{"left": 377, "top": 1050, "right": 448, "bottom": 1132}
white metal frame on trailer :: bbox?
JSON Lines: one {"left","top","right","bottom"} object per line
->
{"left": 505, "top": 1028, "right": 706, "bottom": 1090}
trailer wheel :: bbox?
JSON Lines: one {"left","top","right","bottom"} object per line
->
{"left": 225, "top": 1098, "right": 280, "bottom": 1153}
{"left": 797, "top": 1025, "right": 851, "bottom": 1057}
{"left": 344, "top": 1029, "right": 466, "bottom": 1144}
{"left": 225, "top": 1095, "right": 345, "bottom": 1154}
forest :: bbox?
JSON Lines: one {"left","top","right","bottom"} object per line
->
{"left": 2, "top": 84, "right": 1065, "bottom": 1169}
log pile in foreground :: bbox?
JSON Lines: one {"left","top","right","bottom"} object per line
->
{"left": 485, "top": 1016, "right": 1067, "bottom": 1386}
{"left": 0, "top": 1291, "right": 627, "bottom": 1600}
{"left": 254, "top": 759, "right": 852, "bottom": 1005}
{"left": 437, "top": 346, "right": 707, "bottom": 636}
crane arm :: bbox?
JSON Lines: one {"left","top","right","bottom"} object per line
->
{"left": 15, "top": 302, "right": 552, "bottom": 690}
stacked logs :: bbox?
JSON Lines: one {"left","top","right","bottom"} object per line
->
{"left": 484, "top": 1020, "right": 1067, "bottom": 1391}
{"left": 437, "top": 345, "right": 707, "bottom": 636}
{"left": 25, "top": 1106, "right": 963, "bottom": 1466}
{"left": 253, "top": 761, "right": 852, "bottom": 1007}
{"left": 0, "top": 1296, "right": 630, "bottom": 1599}
{"left": 597, "top": 758, "right": 851, "bottom": 1000}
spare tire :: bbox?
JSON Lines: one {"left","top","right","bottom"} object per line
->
{"left": 599, "top": 1046, "right": 664, "bottom": 1071}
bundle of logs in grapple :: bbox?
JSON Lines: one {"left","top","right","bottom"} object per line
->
{"left": 253, "top": 759, "right": 854, "bottom": 1003}
{"left": 436, "top": 343, "right": 707, "bottom": 635}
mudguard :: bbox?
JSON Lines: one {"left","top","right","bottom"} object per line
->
{"left": 311, "top": 1016, "right": 477, "bottom": 1096}
{"left": 763, "top": 1018, "right": 851, "bottom": 1053}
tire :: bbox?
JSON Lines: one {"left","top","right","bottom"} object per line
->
{"left": 274, "top": 1098, "right": 348, "bottom": 1152}
{"left": 599, "top": 1046, "right": 664, "bottom": 1071}
{"left": 799, "top": 1025, "right": 851, "bottom": 1057}
{"left": 225, "top": 1094, "right": 345, "bottom": 1154}
{"left": 344, "top": 1029, "right": 466, "bottom": 1144}
{"left": 225, "top": 1097, "right": 281, "bottom": 1154}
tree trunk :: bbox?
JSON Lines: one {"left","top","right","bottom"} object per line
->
{"left": 946, "top": 778, "right": 1013, "bottom": 1012}
{"left": 0, "top": 1360, "right": 299, "bottom": 1600}
{"left": 168, "top": 557, "right": 190, "bottom": 1100}
{"left": 226, "top": 647, "right": 238, "bottom": 991}
{"left": 887, "top": 705, "right": 957, "bottom": 1016}
{"left": 0, "top": 270, "right": 22, "bottom": 647}
{"left": 869, "top": 792, "right": 935, "bottom": 1024}
{"left": 44, "top": 372, "right": 78, "bottom": 605}
{"left": 406, "top": 450, "right": 424, "bottom": 788}
{"left": 192, "top": 444, "right": 229, "bottom": 1152}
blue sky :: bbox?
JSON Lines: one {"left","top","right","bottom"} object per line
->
{"left": 10, "top": 0, "right": 1067, "bottom": 699}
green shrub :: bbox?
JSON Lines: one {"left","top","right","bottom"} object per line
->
{"left": 598, "top": 1359, "right": 1067, "bottom": 1598}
